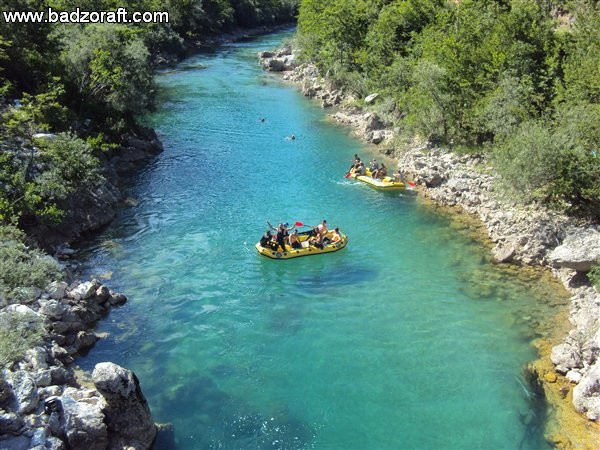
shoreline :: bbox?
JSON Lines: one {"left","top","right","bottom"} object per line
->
{"left": 259, "top": 51, "right": 600, "bottom": 447}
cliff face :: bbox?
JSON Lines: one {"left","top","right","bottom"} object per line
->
{"left": 259, "top": 49, "right": 600, "bottom": 446}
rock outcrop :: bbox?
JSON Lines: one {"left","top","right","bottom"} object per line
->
{"left": 92, "top": 363, "right": 157, "bottom": 449}
{"left": 548, "top": 228, "right": 600, "bottom": 272}
{"left": 0, "top": 279, "right": 161, "bottom": 449}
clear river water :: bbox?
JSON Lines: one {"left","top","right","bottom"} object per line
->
{"left": 77, "top": 30, "right": 569, "bottom": 449}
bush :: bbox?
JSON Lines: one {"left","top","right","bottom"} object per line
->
{"left": 493, "top": 121, "right": 564, "bottom": 203}
{"left": 0, "top": 308, "right": 46, "bottom": 369}
{"left": 0, "top": 225, "right": 63, "bottom": 302}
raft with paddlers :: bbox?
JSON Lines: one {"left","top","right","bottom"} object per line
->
{"left": 348, "top": 171, "right": 407, "bottom": 190}
{"left": 256, "top": 221, "right": 348, "bottom": 259}
{"left": 345, "top": 167, "right": 415, "bottom": 191}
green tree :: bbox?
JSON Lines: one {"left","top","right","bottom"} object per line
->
{"left": 493, "top": 121, "right": 564, "bottom": 202}
{"left": 60, "top": 24, "right": 154, "bottom": 135}
{"left": 558, "top": 1, "right": 600, "bottom": 104}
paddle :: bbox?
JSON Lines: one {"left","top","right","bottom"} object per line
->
{"left": 294, "top": 221, "right": 308, "bottom": 227}
{"left": 407, "top": 181, "right": 416, "bottom": 187}
{"left": 345, "top": 172, "right": 351, "bottom": 178}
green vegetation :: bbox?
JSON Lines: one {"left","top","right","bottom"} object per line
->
{"left": 297, "top": 0, "right": 600, "bottom": 218}
{"left": 0, "top": 0, "right": 298, "bottom": 227}
{"left": 0, "top": 225, "right": 62, "bottom": 302}
{"left": 0, "top": 224, "right": 60, "bottom": 365}
{"left": 0, "top": 308, "right": 46, "bottom": 368}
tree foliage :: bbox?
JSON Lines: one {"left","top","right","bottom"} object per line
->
{"left": 0, "top": 0, "right": 298, "bottom": 227}
{"left": 297, "top": 0, "right": 600, "bottom": 218}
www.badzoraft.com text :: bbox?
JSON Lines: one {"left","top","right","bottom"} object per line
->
{"left": 2, "top": 7, "right": 169, "bottom": 24}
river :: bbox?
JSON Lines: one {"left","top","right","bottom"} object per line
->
{"left": 77, "top": 30, "right": 568, "bottom": 449}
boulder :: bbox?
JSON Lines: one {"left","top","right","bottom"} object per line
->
{"left": 573, "top": 361, "right": 600, "bottom": 420}
{"left": 45, "top": 281, "right": 68, "bottom": 300}
{"left": 61, "top": 387, "right": 108, "bottom": 450}
{"left": 94, "top": 285, "right": 110, "bottom": 304}
{"left": 38, "top": 299, "right": 67, "bottom": 320}
{"left": 417, "top": 169, "right": 445, "bottom": 188}
{"left": 68, "top": 281, "right": 98, "bottom": 301}
{"left": 108, "top": 292, "right": 127, "bottom": 306}
{"left": 6, "top": 370, "right": 39, "bottom": 415}
{"left": 0, "top": 411, "right": 24, "bottom": 434}
{"left": 258, "top": 51, "right": 274, "bottom": 58}
{"left": 370, "top": 130, "right": 385, "bottom": 144}
{"left": 492, "top": 243, "right": 515, "bottom": 263}
{"left": 23, "top": 347, "right": 49, "bottom": 371}
{"left": 364, "top": 93, "right": 379, "bottom": 104}
{"left": 92, "top": 362, "right": 157, "bottom": 449}
{"left": 551, "top": 342, "right": 582, "bottom": 373}
{"left": 548, "top": 228, "right": 600, "bottom": 272}
{"left": 362, "top": 113, "right": 384, "bottom": 132}
{"left": 267, "top": 58, "right": 286, "bottom": 71}
{"left": 0, "top": 435, "right": 30, "bottom": 450}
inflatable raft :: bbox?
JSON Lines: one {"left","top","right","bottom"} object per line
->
{"left": 350, "top": 173, "right": 406, "bottom": 190}
{"left": 256, "top": 230, "right": 348, "bottom": 259}
{"left": 347, "top": 168, "right": 406, "bottom": 190}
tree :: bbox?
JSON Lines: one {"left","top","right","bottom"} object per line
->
{"left": 60, "top": 24, "right": 154, "bottom": 136}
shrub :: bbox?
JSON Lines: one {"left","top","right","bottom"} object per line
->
{"left": 0, "top": 225, "right": 63, "bottom": 303}
{"left": 0, "top": 308, "right": 46, "bottom": 369}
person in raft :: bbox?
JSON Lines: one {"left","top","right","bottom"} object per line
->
{"left": 313, "top": 220, "right": 328, "bottom": 238}
{"left": 288, "top": 229, "right": 302, "bottom": 249}
{"left": 352, "top": 160, "right": 366, "bottom": 176}
{"left": 350, "top": 154, "right": 361, "bottom": 171}
{"left": 266, "top": 221, "right": 295, "bottom": 252}
{"left": 331, "top": 228, "right": 342, "bottom": 243}
{"left": 260, "top": 230, "right": 277, "bottom": 250}
{"left": 370, "top": 159, "right": 380, "bottom": 173}
{"left": 309, "top": 232, "right": 325, "bottom": 249}
{"left": 372, "top": 163, "right": 387, "bottom": 179}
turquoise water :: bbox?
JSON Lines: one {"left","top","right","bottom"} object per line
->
{"left": 77, "top": 31, "right": 567, "bottom": 449}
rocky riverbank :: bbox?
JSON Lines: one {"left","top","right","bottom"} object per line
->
{"left": 259, "top": 49, "right": 600, "bottom": 447}
{"left": 0, "top": 278, "right": 163, "bottom": 449}
{"left": 0, "top": 127, "right": 167, "bottom": 449}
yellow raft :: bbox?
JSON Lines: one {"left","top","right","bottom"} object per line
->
{"left": 255, "top": 230, "right": 348, "bottom": 259}
{"left": 349, "top": 170, "right": 406, "bottom": 190}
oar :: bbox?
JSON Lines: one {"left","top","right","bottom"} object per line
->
{"left": 345, "top": 172, "right": 352, "bottom": 178}
{"left": 407, "top": 181, "right": 416, "bottom": 187}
